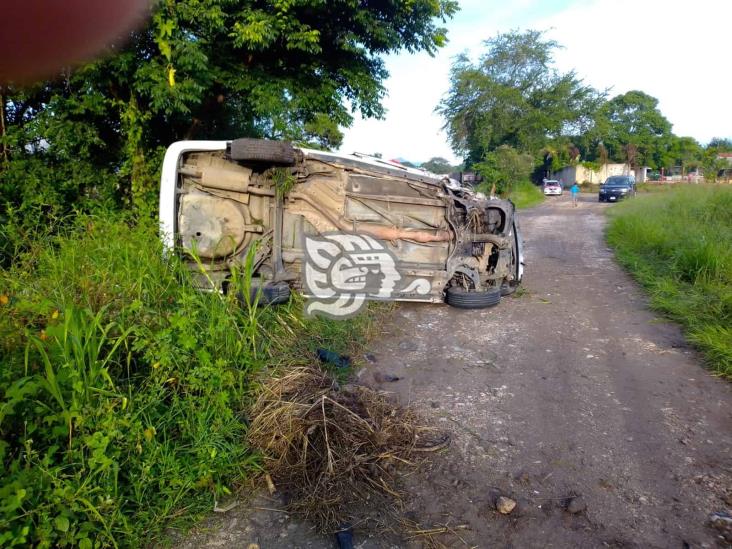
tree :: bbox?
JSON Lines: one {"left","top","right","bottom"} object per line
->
{"left": 438, "top": 30, "right": 604, "bottom": 166}
{"left": 593, "top": 91, "right": 672, "bottom": 168}
{"left": 0, "top": 0, "right": 458, "bottom": 212}
{"left": 702, "top": 138, "right": 732, "bottom": 180}
{"left": 473, "top": 145, "right": 535, "bottom": 194}
{"left": 568, "top": 143, "right": 581, "bottom": 164}
{"left": 707, "top": 137, "right": 732, "bottom": 151}
{"left": 623, "top": 143, "right": 638, "bottom": 171}
{"left": 597, "top": 142, "right": 609, "bottom": 168}
{"left": 664, "top": 136, "right": 703, "bottom": 173}
{"left": 421, "top": 156, "right": 457, "bottom": 174}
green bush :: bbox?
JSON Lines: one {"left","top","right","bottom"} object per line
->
{"left": 0, "top": 213, "right": 380, "bottom": 546}
{"left": 606, "top": 186, "right": 732, "bottom": 377}
{"left": 473, "top": 146, "right": 535, "bottom": 195}
{"left": 506, "top": 179, "right": 545, "bottom": 209}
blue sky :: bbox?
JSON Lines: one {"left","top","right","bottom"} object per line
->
{"left": 339, "top": 0, "right": 732, "bottom": 164}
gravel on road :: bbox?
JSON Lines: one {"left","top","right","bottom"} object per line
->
{"left": 180, "top": 194, "right": 732, "bottom": 548}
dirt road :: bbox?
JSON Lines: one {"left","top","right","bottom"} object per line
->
{"left": 182, "top": 194, "right": 732, "bottom": 548}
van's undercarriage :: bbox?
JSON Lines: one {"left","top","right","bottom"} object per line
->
{"left": 160, "top": 139, "right": 524, "bottom": 309}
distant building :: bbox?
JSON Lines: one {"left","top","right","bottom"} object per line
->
{"left": 552, "top": 163, "right": 649, "bottom": 185}
{"left": 718, "top": 152, "right": 732, "bottom": 165}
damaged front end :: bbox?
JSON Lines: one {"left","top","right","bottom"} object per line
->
{"left": 160, "top": 138, "right": 523, "bottom": 310}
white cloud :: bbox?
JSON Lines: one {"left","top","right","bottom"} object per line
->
{"left": 540, "top": 0, "right": 732, "bottom": 142}
{"left": 338, "top": 50, "right": 456, "bottom": 163}
{"left": 338, "top": 2, "right": 508, "bottom": 164}
{"left": 339, "top": 0, "right": 731, "bottom": 164}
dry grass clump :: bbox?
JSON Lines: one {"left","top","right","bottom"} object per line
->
{"left": 247, "top": 366, "right": 442, "bottom": 532}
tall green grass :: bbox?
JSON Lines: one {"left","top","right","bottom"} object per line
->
{"left": 506, "top": 180, "right": 545, "bottom": 209}
{"left": 0, "top": 213, "right": 382, "bottom": 547}
{"left": 606, "top": 186, "right": 732, "bottom": 377}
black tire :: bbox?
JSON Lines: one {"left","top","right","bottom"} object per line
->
{"left": 229, "top": 138, "right": 297, "bottom": 166}
{"left": 445, "top": 286, "right": 501, "bottom": 309}
{"left": 256, "top": 282, "right": 291, "bottom": 305}
{"left": 501, "top": 220, "right": 521, "bottom": 296}
{"left": 500, "top": 281, "right": 516, "bottom": 296}
{"left": 236, "top": 282, "right": 291, "bottom": 307}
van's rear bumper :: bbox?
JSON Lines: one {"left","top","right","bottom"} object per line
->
{"left": 159, "top": 140, "right": 228, "bottom": 252}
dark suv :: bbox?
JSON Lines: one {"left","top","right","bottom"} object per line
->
{"left": 599, "top": 176, "right": 636, "bottom": 202}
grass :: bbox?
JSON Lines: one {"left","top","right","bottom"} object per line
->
{"left": 635, "top": 182, "right": 675, "bottom": 193}
{"left": 506, "top": 180, "right": 544, "bottom": 209}
{"left": 579, "top": 181, "right": 683, "bottom": 194}
{"left": 606, "top": 185, "right": 732, "bottom": 377}
{"left": 0, "top": 212, "right": 384, "bottom": 547}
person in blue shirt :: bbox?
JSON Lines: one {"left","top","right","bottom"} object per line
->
{"left": 570, "top": 182, "right": 580, "bottom": 207}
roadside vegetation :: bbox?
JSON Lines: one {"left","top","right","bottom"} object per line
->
{"left": 506, "top": 180, "right": 544, "bottom": 209}
{"left": 0, "top": 211, "right": 383, "bottom": 547}
{"left": 634, "top": 182, "right": 675, "bottom": 193}
{"left": 470, "top": 145, "right": 543, "bottom": 208}
{"left": 1, "top": 1, "right": 728, "bottom": 543}
{"left": 606, "top": 186, "right": 732, "bottom": 377}
{"left": 0, "top": 3, "right": 454, "bottom": 544}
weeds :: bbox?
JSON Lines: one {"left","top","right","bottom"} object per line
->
{"left": 505, "top": 180, "right": 544, "bottom": 209}
{"left": 0, "top": 212, "right": 382, "bottom": 546}
{"left": 606, "top": 185, "right": 732, "bottom": 377}
{"left": 247, "top": 366, "right": 443, "bottom": 532}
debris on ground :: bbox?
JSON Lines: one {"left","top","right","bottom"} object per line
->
{"left": 335, "top": 525, "right": 354, "bottom": 549}
{"left": 373, "top": 372, "right": 401, "bottom": 383}
{"left": 565, "top": 496, "right": 587, "bottom": 514}
{"left": 709, "top": 512, "right": 732, "bottom": 542}
{"left": 212, "top": 496, "right": 239, "bottom": 513}
{"left": 316, "top": 348, "right": 352, "bottom": 369}
{"left": 495, "top": 496, "right": 517, "bottom": 515}
{"left": 401, "top": 518, "right": 472, "bottom": 548}
{"left": 247, "top": 366, "right": 443, "bottom": 533}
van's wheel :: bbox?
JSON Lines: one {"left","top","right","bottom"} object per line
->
{"left": 445, "top": 286, "right": 501, "bottom": 309}
{"left": 229, "top": 138, "right": 297, "bottom": 166}
{"left": 234, "top": 282, "right": 291, "bottom": 307}
{"left": 257, "top": 282, "right": 291, "bottom": 305}
{"left": 500, "top": 281, "right": 517, "bottom": 296}
{"left": 501, "top": 220, "right": 521, "bottom": 296}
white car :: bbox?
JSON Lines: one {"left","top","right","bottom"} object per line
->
{"left": 543, "top": 180, "right": 563, "bottom": 196}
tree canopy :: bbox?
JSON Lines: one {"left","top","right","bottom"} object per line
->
{"left": 0, "top": 0, "right": 458, "bottom": 214}
{"left": 591, "top": 91, "right": 672, "bottom": 169}
{"left": 439, "top": 29, "right": 728, "bottom": 184}
{"left": 421, "top": 156, "right": 460, "bottom": 174}
{"left": 438, "top": 30, "right": 604, "bottom": 166}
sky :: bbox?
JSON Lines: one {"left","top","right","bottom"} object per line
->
{"left": 338, "top": 0, "right": 732, "bottom": 165}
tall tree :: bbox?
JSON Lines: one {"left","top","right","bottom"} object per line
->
{"left": 0, "top": 0, "right": 458, "bottom": 211}
{"left": 707, "top": 137, "right": 732, "bottom": 152}
{"left": 593, "top": 90, "right": 672, "bottom": 168}
{"left": 664, "top": 136, "right": 703, "bottom": 173}
{"left": 702, "top": 138, "right": 732, "bottom": 180}
{"left": 421, "top": 156, "right": 458, "bottom": 174}
{"left": 438, "top": 30, "right": 604, "bottom": 166}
